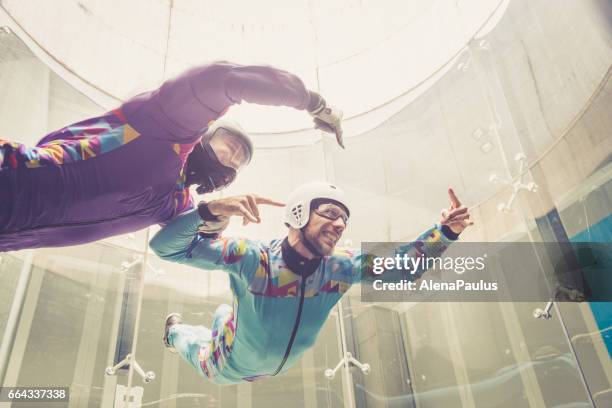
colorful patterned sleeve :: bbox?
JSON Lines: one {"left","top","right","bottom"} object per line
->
{"left": 0, "top": 138, "right": 22, "bottom": 169}
{"left": 0, "top": 136, "right": 98, "bottom": 169}
{"left": 1, "top": 111, "right": 139, "bottom": 170}
{"left": 149, "top": 208, "right": 262, "bottom": 281}
{"left": 325, "top": 224, "right": 459, "bottom": 285}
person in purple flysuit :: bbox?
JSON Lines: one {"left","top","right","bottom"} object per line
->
{"left": 0, "top": 61, "right": 344, "bottom": 252}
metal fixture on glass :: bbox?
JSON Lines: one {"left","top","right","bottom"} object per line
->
{"left": 105, "top": 255, "right": 156, "bottom": 384}
{"left": 533, "top": 301, "right": 554, "bottom": 320}
{"left": 457, "top": 48, "right": 472, "bottom": 72}
{"left": 324, "top": 351, "right": 370, "bottom": 380}
{"left": 121, "top": 256, "right": 164, "bottom": 277}
{"left": 457, "top": 39, "right": 490, "bottom": 72}
{"left": 472, "top": 114, "right": 501, "bottom": 154}
{"left": 114, "top": 384, "right": 144, "bottom": 408}
{"left": 489, "top": 153, "right": 538, "bottom": 212}
{"left": 534, "top": 287, "right": 586, "bottom": 320}
{"left": 105, "top": 354, "right": 155, "bottom": 383}
{"left": 477, "top": 39, "right": 490, "bottom": 50}
{"left": 324, "top": 238, "right": 370, "bottom": 380}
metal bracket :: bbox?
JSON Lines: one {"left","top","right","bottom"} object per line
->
{"left": 534, "top": 284, "right": 587, "bottom": 320}
{"left": 324, "top": 352, "right": 370, "bottom": 380}
{"left": 120, "top": 257, "right": 165, "bottom": 277}
{"left": 114, "top": 384, "right": 143, "bottom": 408}
{"left": 457, "top": 47, "right": 472, "bottom": 71}
{"left": 105, "top": 353, "right": 155, "bottom": 384}
{"left": 490, "top": 153, "right": 539, "bottom": 212}
{"left": 533, "top": 301, "right": 554, "bottom": 320}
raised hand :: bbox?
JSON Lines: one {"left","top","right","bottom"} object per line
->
{"left": 208, "top": 195, "right": 285, "bottom": 225}
{"left": 440, "top": 188, "right": 474, "bottom": 234}
{"left": 308, "top": 93, "right": 344, "bottom": 148}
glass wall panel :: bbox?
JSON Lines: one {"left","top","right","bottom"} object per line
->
{"left": 0, "top": 245, "right": 129, "bottom": 407}
{"left": 332, "top": 0, "right": 611, "bottom": 406}
{"left": 0, "top": 253, "right": 22, "bottom": 338}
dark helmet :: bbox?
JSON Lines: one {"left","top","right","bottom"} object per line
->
{"left": 185, "top": 119, "right": 253, "bottom": 194}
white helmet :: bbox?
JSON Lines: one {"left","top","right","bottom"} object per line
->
{"left": 285, "top": 182, "right": 350, "bottom": 229}
{"left": 203, "top": 118, "right": 253, "bottom": 165}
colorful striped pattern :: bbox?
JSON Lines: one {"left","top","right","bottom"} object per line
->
{"left": 248, "top": 241, "right": 358, "bottom": 298}
{"left": 219, "top": 238, "right": 250, "bottom": 264}
{"left": 172, "top": 171, "right": 193, "bottom": 216}
{"left": 171, "top": 140, "right": 199, "bottom": 216}
{"left": 1, "top": 109, "right": 199, "bottom": 218}
{"left": 198, "top": 305, "right": 237, "bottom": 379}
{"left": 0, "top": 111, "right": 140, "bottom": 170}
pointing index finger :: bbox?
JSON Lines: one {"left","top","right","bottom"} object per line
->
{"left": 255, "top": 196, "right": 286, "bottom": 207}
{"left": 448, "top": 188, "right": 461, "bottom": 208}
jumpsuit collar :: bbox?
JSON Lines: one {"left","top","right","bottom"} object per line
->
{"left": 281, "top": 238, "right": 321, "bottom": 279}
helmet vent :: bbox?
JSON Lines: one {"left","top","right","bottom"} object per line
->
{"left": 285, "top": 182, "right": 349, "bottom": 228}
{"left": 292, "top": 204, "right": 302, "bottom": 220}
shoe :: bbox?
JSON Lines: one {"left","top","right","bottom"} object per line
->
{"left": 163, "top": 313, "right": 183, "bottom": 353}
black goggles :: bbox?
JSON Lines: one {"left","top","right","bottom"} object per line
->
{"left": 312, "top": 203, "right": 349, "bottom": 225}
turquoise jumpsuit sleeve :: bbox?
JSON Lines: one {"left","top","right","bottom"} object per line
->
{"left": 149, "top": 208, "right": 262, "bottom": 288}
{"left": 325, "top": 224, "right": 460, "bottom": 285}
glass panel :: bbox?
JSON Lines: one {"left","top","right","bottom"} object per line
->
{"left": 334, "top": 0, "right": 610, "bottom": 404}
{"left": 345, "top": 290, "right": 597, "bottom": 407}
{"left": 0, "top": 245, "right": 126, "bottom": 407}
{"left": 556, "top": 171, "right": 612, "bottom": 408}
{"left": 0, "top": 253, "right": 22, "bottom": 338}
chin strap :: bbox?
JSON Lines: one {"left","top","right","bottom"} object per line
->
{"left": 300, "top": 228, "right": 324, "bottom": 258}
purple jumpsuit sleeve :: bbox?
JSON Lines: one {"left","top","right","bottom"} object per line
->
{"left": 120, "top": 62, "right": 314, "bottom": 143}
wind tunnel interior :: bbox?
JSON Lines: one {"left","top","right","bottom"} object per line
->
{"left": 0, "top": 0, "right": 611, "bottom": 407}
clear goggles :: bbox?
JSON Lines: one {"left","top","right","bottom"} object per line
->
{"left": 313, "top": 202, "right": 349, "bottom": 225}
{"left": 209, "top": 128, "right": 250, "bottom": 171}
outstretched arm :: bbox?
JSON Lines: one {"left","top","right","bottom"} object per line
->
{"left": 121, "top": 62, "right": 321, "bottom": 143}
{"left": 327, "top": 188, "right": 473, "bottom": 284}
{"left": 149, "top": 207, "right": 259, "bottom": 280}
{"left": 325, "top": 223, "right": 460, "bottom": 287}
{"left": 150, "top": 194, "right": 285, "bottom": 278}
{"left": 358, "top": 224, "right": 459, "bottom": 284}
